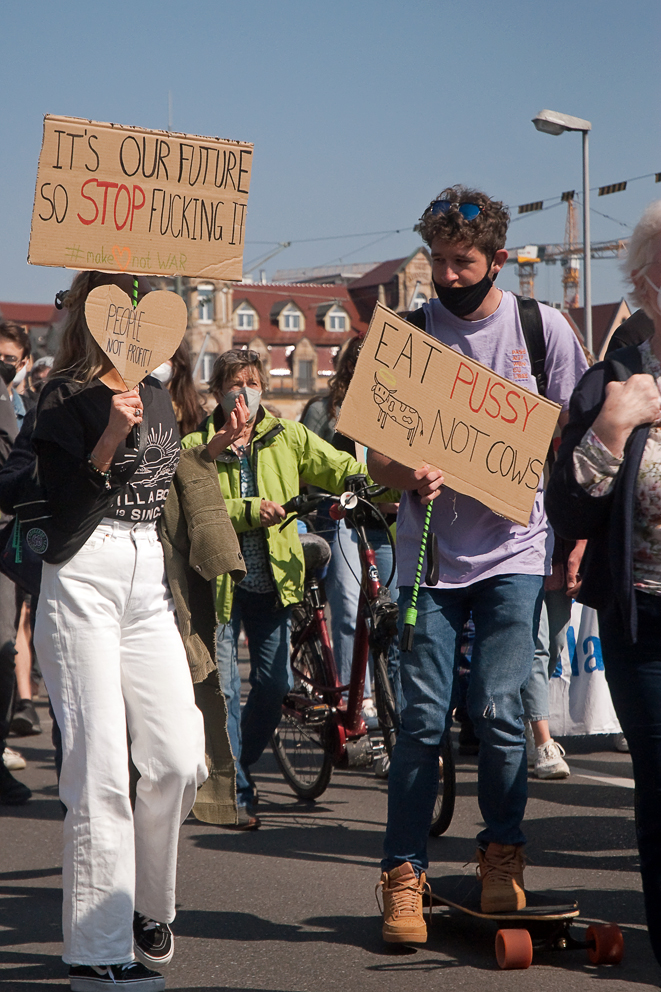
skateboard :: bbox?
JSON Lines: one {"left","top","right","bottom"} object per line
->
{"left": 427, "top": 874, "right": 624, "bottom": 970}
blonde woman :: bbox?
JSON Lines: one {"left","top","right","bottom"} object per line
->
{"left": 34, "top": 270, "right": 207, "bottom": 991}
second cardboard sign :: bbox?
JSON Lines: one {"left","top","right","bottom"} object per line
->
{"left": 85, "top": 285, "right": 188, "bottom": 390}
{"left": 335, "top": 303, "right": 561, "bottom": 527}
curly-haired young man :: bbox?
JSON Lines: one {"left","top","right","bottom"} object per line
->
{"left": 368, "top": 185, "right": 588, "bottom": 943}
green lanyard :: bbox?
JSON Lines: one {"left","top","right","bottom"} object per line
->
{"left": 401, "top": 501, "right": 433, "bottom": 652}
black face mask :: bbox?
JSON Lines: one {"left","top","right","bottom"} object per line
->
{"left": 433, "top": 271, "right": 494, "bottom": 318}
{"left": 0, "top": 361, "right": 17, "bottom": 386}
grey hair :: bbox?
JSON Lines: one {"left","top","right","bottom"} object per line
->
{"left": 621, "top": 200, "right": 661, "bottom": 316}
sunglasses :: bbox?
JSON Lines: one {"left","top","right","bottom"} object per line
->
{"left": 429, "top": 200, "right": 483, "bottom": 221}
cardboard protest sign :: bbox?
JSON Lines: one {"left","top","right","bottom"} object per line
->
{"left": 29, "top": 115, "right": 253, "bottom": 281}
{"left": 335, "top": 303, "right": 561, "bottom": 526}
{"left": 85, "top": 286, "right": 187, "bottom": 390}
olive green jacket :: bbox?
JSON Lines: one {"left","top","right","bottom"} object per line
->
{"left": 159, "top": 445, "right": 246, "bottom": 825}
{"left": 182, "top": 407, "right": 370, "bottom": 623}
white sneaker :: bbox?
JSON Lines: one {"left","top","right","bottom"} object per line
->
{"left": 374, "top": 755, "right": 390, "bottom": 778}
{"left": 534, "top": 739, "right": 570, "bottom": 779}
{"left": 524, "top": 722, "right": 536, "bottom": 768}
{"left": 3, "top": 747, "right": 26, "bottom": 771}
{"left": 362, "top": 699, "right": 379, "bottom": 730}
{"left": 612, "top": 732, "right": 629, "bottom": 753}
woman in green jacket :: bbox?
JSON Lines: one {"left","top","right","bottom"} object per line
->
{"left": 182, "top": 349, "right": 370, "bottom": 828}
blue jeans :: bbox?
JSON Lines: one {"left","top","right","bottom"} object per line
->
{"left": 215, "top": 587, "right": 292, "bottom": 808}
{"left": 599, "top": 592, "right": 661, "bottom": 968}
{"left": 383, "top": 573, "right": 544, "bottom": 874}
{"left": 522, "top": 589, "right": 572, "bottom": 722}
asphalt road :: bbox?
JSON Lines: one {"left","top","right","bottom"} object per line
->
{"left": 2, "top": 682, "right": 659, "bottom": 992}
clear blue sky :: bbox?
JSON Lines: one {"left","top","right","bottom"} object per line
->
{"left": 1, "top": 0, "right": 659, "bottom": 307}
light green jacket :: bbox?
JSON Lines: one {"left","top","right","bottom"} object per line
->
{"left": 182, "top": 407, "right": 369, "bottom": 622}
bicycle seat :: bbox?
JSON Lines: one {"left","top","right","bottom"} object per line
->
{"left": 300, "top": 532, "right": 332, "bottom": 573}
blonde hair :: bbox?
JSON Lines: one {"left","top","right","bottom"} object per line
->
{"left": 621, "top": 200, "right": 661, "bottom": 316}
{"left": 51, "top": 271, "right": 112, "bottom": 383}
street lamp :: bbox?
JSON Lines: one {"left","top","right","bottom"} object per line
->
{"left": 532, "top": 109, "right": 593, "bottom": 354}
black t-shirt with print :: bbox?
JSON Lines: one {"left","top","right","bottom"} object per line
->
{"left": 33, "top": 375, "right": 180, "bottom": 532}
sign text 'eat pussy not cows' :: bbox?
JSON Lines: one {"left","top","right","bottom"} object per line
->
{"left": 335, "top": 303, "right": 561, "bottom": 526}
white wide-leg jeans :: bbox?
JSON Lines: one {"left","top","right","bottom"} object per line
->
{"left": 34, "top": 519, "right": 208, "bottom": 966}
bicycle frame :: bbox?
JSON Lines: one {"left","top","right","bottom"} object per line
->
{"left": 284, "top": 499, "right": 394, "bottom": 768}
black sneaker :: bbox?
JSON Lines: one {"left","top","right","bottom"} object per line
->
{"left": 133, "top": 913, "right": 174, "bottom": 967}
{"left": 10, "top": 698, "right": 42, "bottom": 736}
{"left": 0, "top": 761, "right": 31, "bottom": 805}
{"left": 69, "top": 962, "right": 164, "bottom": 991}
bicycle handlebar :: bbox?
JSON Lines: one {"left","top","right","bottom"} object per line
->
{"left": 279, "top": 480, "right": 388, "bottom": 531}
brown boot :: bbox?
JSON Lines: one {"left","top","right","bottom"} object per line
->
{"left": 377, "top": 862, "right": 428, "bottom": 943}
{"left": 476, "top": 843, "right": 526, "bottom": 913}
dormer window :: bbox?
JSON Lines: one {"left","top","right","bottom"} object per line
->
{"left": 281, "top": 304, "right": 301, "bottom": 331}
{"left": 235, "top": 301, "right": 257, "bottom": 330}
{"left": 327, "top": 305, "right": 347, "bottom": 331}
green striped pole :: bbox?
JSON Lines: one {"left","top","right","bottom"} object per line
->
{"left": 401, "top": 501, "right": 433, "bottom": 652}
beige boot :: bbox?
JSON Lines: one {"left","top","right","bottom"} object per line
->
{"left": 377, "top": 862, "right": 429, "bottom": 943}
{"left": 476, "top": 843, "right": 526, "bottom": 913}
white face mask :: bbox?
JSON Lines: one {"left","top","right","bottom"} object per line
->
{"left": 13, "top": 364, "right": 27, "bottom": 386}
{"left": 220, "top": 385, "right": 262, "bottom": 422}
{"left": 646, "top": 276, "right": 661, "bottom": 315}
{"left": 150, "top": 361, "right": 173, "bottom": 385}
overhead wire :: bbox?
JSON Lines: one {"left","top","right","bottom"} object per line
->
{"left": 242, "top": 169, "right": 657, "bottom": 255}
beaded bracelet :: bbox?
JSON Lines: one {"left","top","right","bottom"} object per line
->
{"left": 87, "top": 455, "right": 112, "bottom": 490}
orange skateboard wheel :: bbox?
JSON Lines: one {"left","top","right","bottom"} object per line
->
{"left": 586, "top": 923, "right": 624, "bottom": 965}
{"left": 495, "top": 928, "right": 533, "bottom": 969}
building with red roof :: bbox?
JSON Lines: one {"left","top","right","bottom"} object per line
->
{"left": 0, "top": 301, "right": 60, "bottom": 356}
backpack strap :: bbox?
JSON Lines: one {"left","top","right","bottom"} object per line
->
{"left": 516, "top": 296, "right": 547, "bottom": 398}
{"left": 405, "top": 308, "right": 427, "bottom": 331}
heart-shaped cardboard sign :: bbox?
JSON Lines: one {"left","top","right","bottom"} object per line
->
{"left": 85, "top": 285, "right": 188, "bottom": 390}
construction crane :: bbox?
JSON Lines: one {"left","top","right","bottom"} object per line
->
{"left": 561, "top": 193, "right": 580, "bottom": 309}
{"left": 506, "top": 196, "right": 629, "bottom": 302}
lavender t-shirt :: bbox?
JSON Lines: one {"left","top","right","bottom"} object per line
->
{"left": 396, "top": 291, "right": 589, "bottom": 588}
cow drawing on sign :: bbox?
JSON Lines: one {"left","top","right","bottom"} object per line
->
{"left": 371, "top": 374, "right": 423, "bottom": 445}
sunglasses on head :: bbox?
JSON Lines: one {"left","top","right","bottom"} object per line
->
{"left": 429, "top": 200, "right": 483, "bottom": 221}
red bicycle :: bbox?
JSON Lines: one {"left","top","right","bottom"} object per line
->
{"left": 270, "top": 474, "right": 456, "bottom": 836}
{"left": 270, "top": 476, "right": 398, "bottom": 798}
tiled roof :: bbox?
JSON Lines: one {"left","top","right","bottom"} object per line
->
{"left": 231, "top": 282, "right": 368, "bottom": 344}
{"left": 271, "top": 262, "right": 377, "bottom": 283}
{"left": 315, "top": 346, "right": 337, "bottom": 373}
{"left": 0, "top": 302, "right": 58, "bottom": 326}
{"left": 348, "top": 257, "right": 408, "bottom": 290}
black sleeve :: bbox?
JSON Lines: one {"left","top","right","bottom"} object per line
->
{"left": 32, "top": 378, "right": 89, "bottom": 460}
{"left": 0, "top": 379, "right": 18, "bottom": 466}
{"left": 545, "top": 363, "right": 620, "bottom": 540}
{"left": 0, "top": 407, "right": 37, "bottom": 515}
{"left": 34, "top": 439, "right": 116, "bottom": 534}
{"left": 405, "top": 309, "right": 427, "bottom": 331}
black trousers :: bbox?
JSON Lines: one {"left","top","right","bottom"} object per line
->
{"left": 0, "top": 572, "right": 17, "bottom": 755}
{"left": 600, "top": 591, "right": 661, "bottom": 969}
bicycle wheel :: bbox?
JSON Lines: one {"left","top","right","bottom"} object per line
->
{"left": 373, "top": 651, "right": 398, "bottom": 757}
{"left": 429, "top": 737, "right": 456, "bottom": 836}
{"left": 271, "top": 606, "right": 334, "bottom": 800}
